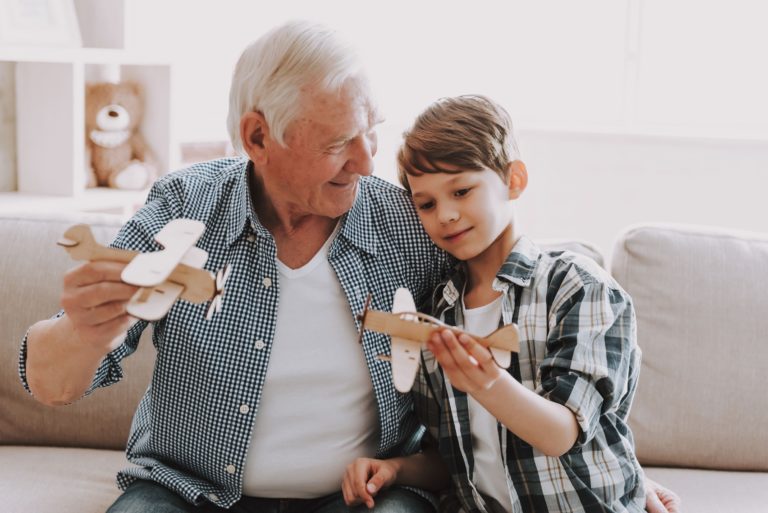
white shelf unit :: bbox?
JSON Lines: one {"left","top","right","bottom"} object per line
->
{"left": 0, "top": 0, "right": 176, "bottom": 213}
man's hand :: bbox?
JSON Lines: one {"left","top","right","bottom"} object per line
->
{"left": 426, "top": 329, "right": 502, "bottom": 394}
{"left": 341, "top": 457, "right": 400, "bottom": 509}
{"left": 59, "top": 260, "right": 140, "bottom": 351}
{"left": 645, "top": 476, "right": 682, "bottom": 513}
{"left": 25, "top": 260, "right": 139, "bottom": 405}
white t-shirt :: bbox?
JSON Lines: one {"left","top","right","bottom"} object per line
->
{"left": 462, "top": 295, "right": 513, "bottom": 513}
{"left": 242, "top": 228, "right": 379, "bottom": 498}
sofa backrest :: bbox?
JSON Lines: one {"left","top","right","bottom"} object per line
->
{"left": 612, "top": 223, "right": 768, "bottom": 471}
{"left": 0, "top": 212, "right": 154, "bottom": 450}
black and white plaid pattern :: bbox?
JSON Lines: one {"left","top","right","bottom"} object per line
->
{"left": 19, "top": 158, "right": 449, "bottom": 508}
{"left": 414, "top": 236, "right": 646, "bottom": 513}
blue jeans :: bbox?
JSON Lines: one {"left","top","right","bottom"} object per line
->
{"left": 106, "top": 479, "right": 435, "bottom": 513}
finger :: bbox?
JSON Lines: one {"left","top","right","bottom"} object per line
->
{"left": 63, "top": 281, "right": 139, "bottom": 312}
{"left": 64, "top": 260, "right": 129, "bottom": 288}
{"left": 644, "top": 485, "right": 667, "bottom": 513}
{"left": 341, "top": 477, "right": 357, "bottom": 506}
{"left": 350, "top": 461, "right": 375, "bottom": 508}
{"left": 441, "top": 330, "right": 481, "bottom": 371}
{"left": 442, "top": 331, "right": 500, "bottom": 390}
{"left": 365, "top": 465, "right": 393, "bottom": 497}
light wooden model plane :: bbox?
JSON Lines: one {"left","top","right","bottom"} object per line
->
{"left": 58, "top": 219, "right": 231, "bottom": 321}
{"left": 358, "top": 288, "right": 520, "bottom": 393}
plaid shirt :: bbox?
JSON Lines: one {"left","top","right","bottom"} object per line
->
{"left": 19, "top": 158, "right": 448, "bottom": 508}
{"left": 414, "top": 236, "right": 645, "bottom": 513}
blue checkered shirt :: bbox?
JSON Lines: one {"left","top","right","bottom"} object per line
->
{"left": 20, "top": 158, "right": 449, "bottom": 508}
{"left": 414, "top": 236, "right": 645, "bottom": 513}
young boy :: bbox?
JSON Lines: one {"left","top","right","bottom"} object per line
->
{"left": 342, "top": 95, "right": 646, "bottom": 513}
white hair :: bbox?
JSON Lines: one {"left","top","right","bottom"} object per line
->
{"left": 227, "top": 20, "right": 364, "bottom": 154}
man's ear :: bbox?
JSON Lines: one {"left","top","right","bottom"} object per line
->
{"left": 507, "top": 160, "right": 528, "bottom": 199}
{"left": 240, "top": 111, "right": 269, "bottom": 164}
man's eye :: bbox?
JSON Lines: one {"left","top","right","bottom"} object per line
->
{"left": 454, "top": 188, "right": 471, "bottom": 197}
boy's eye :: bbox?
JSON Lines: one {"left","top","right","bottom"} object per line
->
{"left": 417, "top": 201, "right": 435, "bottom": 211}
{"left": 454, "top": 188, "right": 471, "bottom": 197}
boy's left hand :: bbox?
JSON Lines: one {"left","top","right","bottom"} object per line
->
{"left": 342, "top": 457, "right": 399, "bottom": 508}
{"left": 427, "top": 329, "right": 503, "bottom": 394}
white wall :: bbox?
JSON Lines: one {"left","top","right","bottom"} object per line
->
{"left": 121, "top": 0, "right": 768, "bottom": 255}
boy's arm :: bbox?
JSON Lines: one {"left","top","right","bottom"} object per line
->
{"left": 427, "top": 330, "right": 579, "bottom": 456}
{"left": 341, "top": 444, "right": 450, "bottom": 508}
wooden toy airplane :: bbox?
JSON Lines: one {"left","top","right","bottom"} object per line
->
{"left": 358, "top": 288, "right": 520, "bottom": 393}
{"left": 58, "top": 219, "right": 231, "bottom": 321}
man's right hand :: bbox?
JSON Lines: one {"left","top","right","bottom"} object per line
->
{"left": 59, "top": 260, "right": 140, "bottom": 350}
{"left": 25, "top": 260, "right": 139, "bottom": 405}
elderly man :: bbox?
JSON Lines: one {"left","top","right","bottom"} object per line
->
{"left": 21, "top": 20, "right": 679, "bottom": 513}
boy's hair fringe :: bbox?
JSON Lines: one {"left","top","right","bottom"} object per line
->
{"left": 397, "top": 95, "right": 520, "bottom": 191}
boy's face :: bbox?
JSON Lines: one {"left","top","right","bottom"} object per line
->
{"left": 408, "top": 165, "right": 521, "bottom": 262}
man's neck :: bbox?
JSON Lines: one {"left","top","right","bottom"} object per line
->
{"left": 249, "top": 169, "right": 339, "bottom": 269}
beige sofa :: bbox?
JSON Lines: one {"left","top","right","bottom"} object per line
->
{"left": 1, "top": 211, "right": 766, "bottom": 513}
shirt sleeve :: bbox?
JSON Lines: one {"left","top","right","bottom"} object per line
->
{"left": 18, "top": 179, "right": 180, "bottom": 398}
{"left": 538, "top": 276, "right": 637, "bottom": 445}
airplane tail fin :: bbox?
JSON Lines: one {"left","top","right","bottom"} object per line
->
{"left": 485, "top": 323, "right": 520, "bottom": 353}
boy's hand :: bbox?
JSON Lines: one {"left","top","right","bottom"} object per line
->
{"left": 644, "top": 477, "right": 682, "bottom": 513}
{"left": 427, "top": 329, "right": 503, "bottom": 394}
{"left": 341, "top": 457, "right": 399, "bottom": 509}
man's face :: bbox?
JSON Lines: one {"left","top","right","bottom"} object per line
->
{"left": 407, "top": 167, "right": 514, "bottom": 262}
{"left": 260, "top": 77, "right": 380, "bottom": 220}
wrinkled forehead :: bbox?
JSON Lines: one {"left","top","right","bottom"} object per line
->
{"left": 304, "top": 74, "right": 378, "bottom": 115}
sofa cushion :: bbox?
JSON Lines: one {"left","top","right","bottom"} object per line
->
{"left": 0, "top": 446, "right": 125, "bottom": 513}
{"left": 644, "top": 466, "right": 768, "bottom": 513}
{"left": 611, "top": 223, "right": 768, "bottom": 471}
{"left": 0, "top": 212, "right": 154, "bottom": 450}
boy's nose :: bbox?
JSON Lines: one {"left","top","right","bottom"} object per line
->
{"left": 438, "top": 206, "right": 459, "bottom": 225}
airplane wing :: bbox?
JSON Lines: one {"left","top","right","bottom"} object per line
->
{"left": 121, "top": 219, "right": 206, "bottom": 287}
{"left": 126, "top": 282, "right": 185, "bottom": 321}
{"left": 390, "top": 288, "right": 422, "bottom": 393}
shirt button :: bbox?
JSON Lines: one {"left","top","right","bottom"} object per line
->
{"left": 239, "top": 404, "right": 250, "bottom": 414}
{"left": 226, "top": 465, "right": 236, "bottom": 474}
{"left": 255, "top": 339, "right": 265, "bottom": 350}
{"left": 262, "top": 277, "right": 272, "bottom": 288}
{"left": 246, "top": 234, "right": 256, "bottom": 242}
{"left": 208, "top": 493, "right": 219, "bottom": 502}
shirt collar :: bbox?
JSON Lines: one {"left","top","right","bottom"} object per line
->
{"left": 227, "top": 162, "right": 378, "bottom": 256}
{"left": 439, "top": 235, "right": 541, "bottom": 307}
{"left": 335, "top": 177, "right": 378, "bottom": 256}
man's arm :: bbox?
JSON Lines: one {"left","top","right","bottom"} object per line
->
{"left": 25, "top": 260, "right": 138, "bottom": 405}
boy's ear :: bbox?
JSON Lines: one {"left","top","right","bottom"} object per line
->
{"left": 240, "top": 111, "right": 270, "bottom": 165}
{"left": 507, "top": 160, "right": 528, "bottom": 199}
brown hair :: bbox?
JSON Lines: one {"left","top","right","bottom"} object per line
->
{"left": 397, "top": 95, "right": 520, "bottom": 191}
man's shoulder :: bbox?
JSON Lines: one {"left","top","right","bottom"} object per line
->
{"left": 153, "top": 157, "right": 245, "bottom": 194}
{"left": 358, "top": 176, "right": 413, "bottom": 208}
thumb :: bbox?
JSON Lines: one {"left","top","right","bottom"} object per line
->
{"left": 366, "top": 466, "right": 392, "bottom": 495}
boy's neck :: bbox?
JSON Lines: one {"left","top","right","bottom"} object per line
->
{"left": 464, "top": 224, "right": 519, "bottom": 309}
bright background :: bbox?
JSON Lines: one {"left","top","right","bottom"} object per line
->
{"left": 11, "top": 0, "right": 768, "bottom": 255}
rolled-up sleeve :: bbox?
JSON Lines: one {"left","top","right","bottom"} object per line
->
{"left": 18, "top": 180, "right": 179, "bottom": 397}
{"left": 538, "top": 278, "right": 636, "bottom": 445}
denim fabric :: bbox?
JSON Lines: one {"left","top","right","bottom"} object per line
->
{"left": 107, "top": 479, "right": 435, "bottom": 513}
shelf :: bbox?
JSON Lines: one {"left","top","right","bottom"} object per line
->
{"left": 0, "top": 46, "right": 170, "bottom": 66}
{"left": 0, "top": 0, "right": 176, "bottom": 208}
{"left": 0, "top": 188, "right": 149, "bottom": 218}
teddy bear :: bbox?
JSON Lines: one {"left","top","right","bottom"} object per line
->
{"left": 85, "top": 81, "right": 158, "bottom": 190}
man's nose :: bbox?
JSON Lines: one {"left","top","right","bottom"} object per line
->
{"left": 345, "top": 134, "right": 376, "bottom": 176}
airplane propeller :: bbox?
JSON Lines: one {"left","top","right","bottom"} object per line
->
{"left": 206, "top": 264, "right": 232, "bottom": 320}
